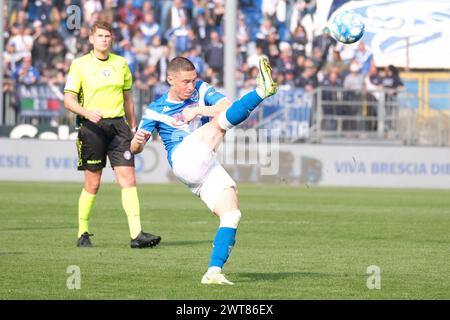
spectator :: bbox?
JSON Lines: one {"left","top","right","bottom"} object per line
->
{"left": 141, "top": 0, "right": 154, "bottom": 15}
{"left": 8, "top": 24, "right": 33, "bottom": 61}
{"left": 13, "top": 56, "right": 40, "bottom": 85}
{"left": 4, "top": 43, "right": 22, "bottom": 77}
{"left": 276, "top": 42, "right": 295, "bottom": 82}
{"left": 324, "top": 48, "right": 348, "bottom": 75}
{"left": 267, "top": 40, "right": 281, "bottom": 67}
{"left": 262, "top": 0, "right": 278, "bottom": 22}
{"left": 353, "top": 41, "right": 373, "bottom": 75}
{"left": 165, "top": 0, "right": 189, "bottom": 32}
{"left": 118, "top": 40, "right": 139, "bottom": 78}
{"left": 256, "top": 18, "right": 276, "bottom": 51}
{"left": 321, "top": 70, "right": 343, "bottom": 130}
{"left": 75, "top": 25, "right": 91, "bottom": 56}
{"left": 192, "top": 12, "right": 208, "bottom": 48}
{"left": 291, "top": 25, "right": 308, "bottom": 59}
{"left": 294, "top": 60, "right": 318, "bottom": 92}
{"left": 208, "top": 0, "right": 225, "bottom": 31}
{"left": 83, "top": 0, "right": 103, "bottom": 27}
{"left": 382, "top": 65, "right": 404, "bottom": 92}
{"left": 244, "top": 66, "right": 259, "bottom": 87}
{"left": 299, "top": 0, "right": 317, "bottom": 23}
{"left": 100, "top": 0, "right": 116, "bottom": 24}
{"left": 344, "top": 62, "right": 365, "bottom": 92}
{"left": 188, "top": 47, "right": 205, "bottom": 75}
{"left": 158, "top": 0, "right": 174, "bottom": 34}
{"left": 343, "top": 61, "right": 365, "bottom": 129}
{"left": 165, "top": 15, "right": 191, "bottom": 56}
{"left": 118, "top": 0, "right": 144, "bottom": 32}
{"left": 294, "top": 54, "right": 306, "bottom": 79}
{"left": 136, "top": 65, "right": 158, "bottom": 92}
{"left": 247, "top": 45, "right": 266, "bottom": 69}
{"left": 31, "top": 20, "right": 43, "bottom": 42}
{"left": 236, "top": 15, "right": 250, "bottom": 63}
{"left": 382, "top": 64, "right": 404, "bottom": 128}
{"left": 140, "top": 12, "right": 161, "bottom": 45}
{"left": 48, "top": 37, "right": 66, "bottom": 67}
{"left": 363, "top": 62, "right": 382, "bottom": 130}
{"left": 131, "top": 29, "right": 150, "bottom": 72}
{"left": 147, "top": 35, "right": 164, "bottom": 67}
{"left": 14, "top": 10, "right": 28, "bottom": 29}
{"left": 204, "top": 31, "right": 224, "bottom": 85}
{"left": 31, "top": 0, "right": 54, "bottom": 26}
{"left": 365, "top": 61, "right": 383, "bottom": 100}
{"left": 203, "top": 66, "right": 220, "bottom": 87}
{"left": 31, "top": 33, "right": 50, "bottom": 70}
{"left": 155, "top": 45, "right": 172, "bottom": 83}
{"left": 312, "top": 26, "right": 336, "bottom": 66}
{"left": 192, "top": 0, "right": 208, "bottom": 18}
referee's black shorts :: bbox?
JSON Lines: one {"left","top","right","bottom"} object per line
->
{"left": 76, "top": 117, "right": 134, "bottom": 171}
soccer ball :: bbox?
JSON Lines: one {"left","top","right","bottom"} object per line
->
{"left": 329, "top": 10, "right": 365, "bottom": 44}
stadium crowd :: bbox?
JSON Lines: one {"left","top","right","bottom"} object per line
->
{"left": 3, "top": 0, "right": 404, "bottom": 124}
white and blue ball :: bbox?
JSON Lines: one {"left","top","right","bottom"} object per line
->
{"left": 329, "top": 10, "right": 365, "bottom": 44}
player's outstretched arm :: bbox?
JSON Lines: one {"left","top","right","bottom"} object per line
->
{"left": 182, "top": 98, "right": 231, "bottom": 122}
{"left": 130, "top": 129, "right": 151, "bottom": 154}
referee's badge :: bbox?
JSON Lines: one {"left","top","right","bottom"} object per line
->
{"left": 123, "top": 150, "right": 132, "bottom": 160}
{"left": 102, "top": 69, "right": 111, "bottom": 77}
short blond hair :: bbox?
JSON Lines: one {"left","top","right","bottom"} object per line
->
{"left": 90, "top": 21, "right": 113, "bottom": 35}
{"left": 167, "top": 57, "right": 196, "bottom": 75}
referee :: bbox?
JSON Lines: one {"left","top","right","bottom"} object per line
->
{"left": 64, "top": 21, "right": 160, "bottom": 249}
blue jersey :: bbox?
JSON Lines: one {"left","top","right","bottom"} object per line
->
{"left": 138, "top": 80, "right": 226, "bottom": 167}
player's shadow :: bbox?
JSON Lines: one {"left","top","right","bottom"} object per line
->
{"left": 0, "top": 226, "right": 76, "bottom": 231}
{"left": 234, "top": 271, "right": 331, "bottom": 282}
{"left": 0, "top": 252, "right": 25, "bottom": 256}
{"left": 161, "top": 240, "right": 211, "bottom": 247}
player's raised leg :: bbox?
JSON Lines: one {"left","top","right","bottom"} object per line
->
{"left": 194, "top": 56, "right": 278, "bottom": 153}
{"left": 217, "top": 56, "right": 277, "bottom": 130}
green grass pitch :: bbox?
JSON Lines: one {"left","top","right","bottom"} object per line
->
{"left": 0, "top": 182, "right": 449, "bottom": 299}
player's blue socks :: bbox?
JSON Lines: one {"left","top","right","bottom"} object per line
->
{"left": 218, "top": 90, "right": 263, "bottom": 130}
{"left": 209, "top": 227, "right": 237, "bottom": 268}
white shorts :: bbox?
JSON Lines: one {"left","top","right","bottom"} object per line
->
{"left": 171, "top": 131, "right": 236, "bottom": 212}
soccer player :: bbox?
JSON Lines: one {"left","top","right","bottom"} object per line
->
{"left": 63, "top": 21, "right": 161, "bottom": 249}
{"left": 131, "top": 56, "right": 277, "bottom": 284}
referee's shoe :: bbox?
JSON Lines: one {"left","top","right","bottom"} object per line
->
{"left": 130, "top": 231, "right": 161, "bottom": 248}
{"left": 77, "top": 232, "right": 94, "bottom": 247}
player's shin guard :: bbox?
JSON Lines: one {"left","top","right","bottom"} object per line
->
{"left": 121, "top": 187, "right": 142, "bottom": 239}
{"left": 218, "top": 91, "right": 264, "bottom": 130}
{"left": 208, "top": 210, "right": 242, "bottom": 269}
{"left": 78, "top": 189, "right": 96, "bottom": 237}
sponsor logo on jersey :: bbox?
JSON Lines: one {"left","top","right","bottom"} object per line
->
{"left": 172, "top": 113, "right": 187, "bottom": 127}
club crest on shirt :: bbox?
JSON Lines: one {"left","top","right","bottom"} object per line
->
{"left": 190, "top": 89, "right": 199, "bottom": 102}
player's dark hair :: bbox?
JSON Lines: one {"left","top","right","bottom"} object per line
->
{"left": 167, "top": 57, "right": 196, "bottom": 75}
{"left": 90, "top": 21, "right": 113, "bottom": 35}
